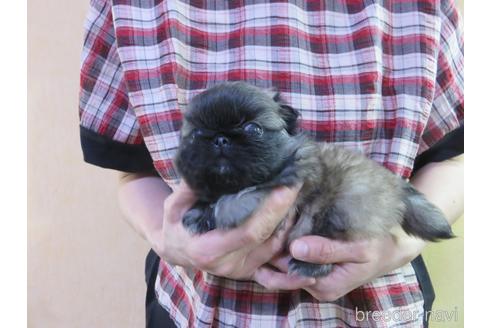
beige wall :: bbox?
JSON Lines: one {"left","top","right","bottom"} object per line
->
{"left": 28, "top": 1, "right": 148, "bottom": 327}
{"left": 423, "top": 218, "right": 464, "bottom": 328}
{"left": 28, "top": 1, "right": 463, "bottom": 327}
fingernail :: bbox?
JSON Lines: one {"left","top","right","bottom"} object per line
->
{"left": 305, "top": 278, "right": 316, "bottom": 285}
{"left": 292, "top": 240, "right": 308, "bottom": 258}
{"left": 276, "top": 186, "right": 292, "bottom": 198}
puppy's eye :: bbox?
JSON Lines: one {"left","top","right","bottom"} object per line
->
{"left": 243, "top": 122, "right": 263, "bottom": 136}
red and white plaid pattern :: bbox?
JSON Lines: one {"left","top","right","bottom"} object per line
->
{"left": 79, "top": 0, "right": 463, "bottom": 327}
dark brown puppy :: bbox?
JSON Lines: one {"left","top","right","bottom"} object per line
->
{"left": 175, "top": 82, "right": 453, "bottom": 277}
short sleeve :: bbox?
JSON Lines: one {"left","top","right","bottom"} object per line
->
{"left": 413, "top": 125, "right": 463, "bottom": 175}
{"left": 78, "top": 0, "right": 155, "bottom": 173}
{"left": 418, "top": 0, "right": 464, "bottom": 153}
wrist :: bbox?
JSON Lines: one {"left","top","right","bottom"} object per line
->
{"left": 147, "top": 224, "right": 194, "bottom": 268}
{"left": 391, "top": 228, "right": 427, "bottom": 266}
{"left": 145, "top": 228, "right": 165, "bottom": 258}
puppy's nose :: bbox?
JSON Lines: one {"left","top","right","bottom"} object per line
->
{"left": 214, "top": 135, "right": 230, "bottom": 147}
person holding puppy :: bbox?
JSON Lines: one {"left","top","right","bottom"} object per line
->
{"left": 79, "top": 0, "right": 463, "bottom": 327}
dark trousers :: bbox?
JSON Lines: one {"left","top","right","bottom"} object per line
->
{"left": 145, "top": 249, "right": 177, "bottom": 328}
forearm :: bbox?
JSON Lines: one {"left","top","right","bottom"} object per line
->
{"left": 410, "top": 154, "right": 464, "bottom": 225}
{"left": 117, "top": 173, "right": 172, "bottom": 242}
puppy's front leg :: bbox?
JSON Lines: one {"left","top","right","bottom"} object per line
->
{"left": 183, "top": 188, "right": 268, "bottom": 234}
{"left": 182, "top": 202, "right": 217, "bottom": 234}
{"left": 213, "top": 187, "right": 268, "bottom": 230}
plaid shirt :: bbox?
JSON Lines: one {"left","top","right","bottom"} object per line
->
{"left": 79, "top": 0, "right": 463, "bottom": 327}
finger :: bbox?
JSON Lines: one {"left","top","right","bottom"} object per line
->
{"left": 245, "top": 206, "right": 298, "bottom": 258}
{"left": 163, "top": 181, "right": 198, "bottom": 223}
{"left": 268, "top": 254, "right": 292, "bottom": 273}
{"left": 239, "top": 229, "right": 290, "bottom": 271}
{"left": 253, "top": 266, "right": 315, "bottom": 290}
{"left": 170, "top": 181, "right": 197, "bottom": 208}
{"left": 272, "top": 206, "right": 297, "bottom": 238}
{"left": 198, "top": 210, "right": 297, "bottom": 274}
{"left": 301, "top": 263, "right": 370, "bottom": 302}
{"left": 194, "top": 185, "right": 301, "bottom": 255}
{"left": 235, "top": 185, "right": 302, "bottom": 246}
{"left": 192, "top": 216, "right": 289, "bottom": 269}
{"left": 290, "top": 236, "right": 371, "bottom": 264}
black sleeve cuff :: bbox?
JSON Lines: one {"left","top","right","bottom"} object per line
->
{"left": 80, "top": 125, "right": 156, "bottom": 173}
{"left": 412, "top": 125, "right": 464, "bottom": 175}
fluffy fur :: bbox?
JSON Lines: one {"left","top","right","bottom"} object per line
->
{"left": 175, "top": 82, "right": 453, "bottom": 277}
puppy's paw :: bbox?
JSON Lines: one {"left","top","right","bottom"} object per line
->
{"left": 214, "top": 187, "right": 267, "bottom": 229}
{"left": 288, "top": 259, "right": 333, "bottom": 278}
{"left": 182, "top": 207, "right": 216, "bottom": 234}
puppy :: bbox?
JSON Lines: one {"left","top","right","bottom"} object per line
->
{"left": 175, "top": 82, "right": 453, "bottom": 277}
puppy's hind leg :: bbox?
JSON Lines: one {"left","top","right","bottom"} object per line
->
{"left": 288, "top": 207, "right": 348, "bottom": 277}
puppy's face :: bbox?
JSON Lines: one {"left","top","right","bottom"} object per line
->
{"left": 175, "top": 82, "right": 298, "bottom": 200}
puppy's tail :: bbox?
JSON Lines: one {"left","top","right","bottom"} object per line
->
{"left": 401, "top": 184, "right": 454, "bottom": 241}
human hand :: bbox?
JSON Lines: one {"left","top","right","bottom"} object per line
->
{"left": 149, "top": 182, "right": 315, "bottom": 289}
{"left": 265, "top": 232, "right": 426, "bottom": 301}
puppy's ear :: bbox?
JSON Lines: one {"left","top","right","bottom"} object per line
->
{"left": 268, "top": 90, "right": 300, "bottom": 135}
